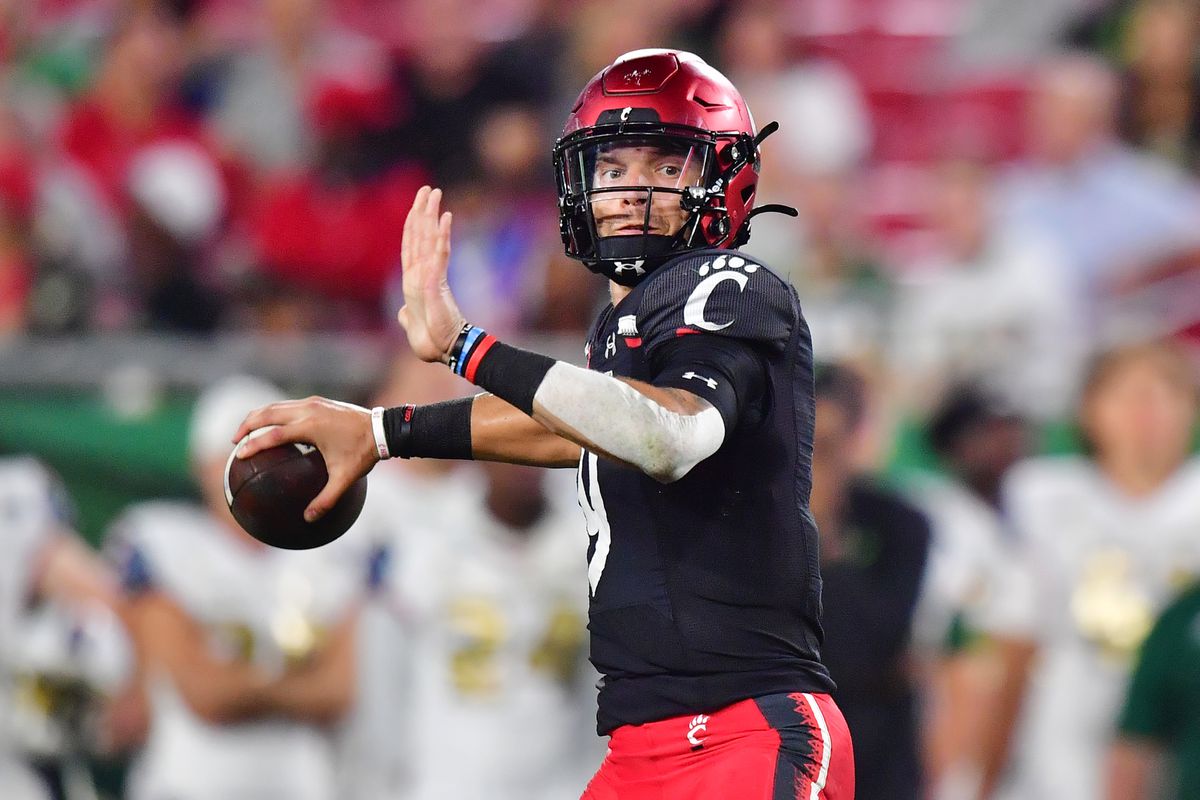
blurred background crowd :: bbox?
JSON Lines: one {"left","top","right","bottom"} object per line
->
{"left": 1, "top": 0, "right": 1199, "bottom": 799}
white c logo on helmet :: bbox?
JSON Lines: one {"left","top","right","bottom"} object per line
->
{"left": 683, "top": 271, "right": 748, "bottom": 331}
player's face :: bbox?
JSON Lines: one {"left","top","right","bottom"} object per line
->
{"left": 590, "top": 144, "right": 705, "bottom": 238}
{"left": 949, "top": 417, "right": 1029, "bottom": 485}
{"left": 813, "top": 400, "right": 855, "bottom": 484}
{"left": 1083, "top": 357, "right": 1197, "bottom": 471}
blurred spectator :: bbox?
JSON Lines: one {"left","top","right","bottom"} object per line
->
{"left": 768, "top": 169, "right": 891, "bottom": 367}
{"left": 553, "top": 0, "right": 678, "bottom": 123}
{"left": 1107, "top": 579, "right": 1200, "bottom": 800}
{"left": 1001, "top": 340, "right": 1200, "bottom": 800}
{"left": 396, "top": 102, "right": 596, "bottom": 336}
{"left": 0, "top": 106, "right": 34, "bottom": 334}
{"left": 32, "top": 4, "right": 228, "bottom": 331}
{"left": 249, "top": 149, "right": 425, "bottom": 326}
{"left": 237, "top": 11, "right": 424, "bottom": 328}
{"left": 375, "top": 459, "right": 598, "bottom": 800}
{"left": 211, "top": 0, "right": 326, "bottom": 175}
{"left": 1061, "top": 0, "right": 1142, "bottom": 55}
{"left": 107, "top": 376, "right": 371, "bottom": 800}
{"left": 0, "top": 455, "right": 129, "bottom": 800}
{"left": 717, "top": 1, "right": 871, "bottom": 179}
{"left": 377, "top": 0, "right": 560, "bottom": 188}
{"left": 890, "top": 158, "right": 1085, "bottom": 420}
{"left": 810, "top": 363, "right": 933, "bottom": 800}
{"left": 716, "top": 3, "right": 887, "bottom": 366}
{"left": 952, "top": 0, "right": 1107, "bottom": 69}
{"left": 998, "top": 53, "right": 1200, "bottom": 337}
{"left": 1117, "top": 0, "right": 1200, "bottom": 172}
{"left": 53, "top": 6, "right": 195, "bottom": 209}
{"left": 125, "top": 141, "right": 226, "bottom": 331}
{"left": 906, "top": 386, "right": 1038, "bottom": 800}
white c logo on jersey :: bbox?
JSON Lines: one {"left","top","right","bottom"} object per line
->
{"left": 683, "top": 271, "right": 748, "bottom": 331}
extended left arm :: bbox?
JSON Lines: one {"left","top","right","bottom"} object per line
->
{"left": 235, "top": 186, "right": 758, "bottom": 518}
{"left": 533, "top": 367, "right": 725, "bottom": 483}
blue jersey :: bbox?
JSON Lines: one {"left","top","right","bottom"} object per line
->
{"left": 578, "top": 249, "right": 834, "bottom": 734}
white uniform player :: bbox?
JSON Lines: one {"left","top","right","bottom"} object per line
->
{"left": 1001, "top": 455, "right": 1200, "bottom": 800}
{"left": 0, "top": 458, "right": 67, "bottom": 800}
{"left": 110, "top": 499, "right": 368, "bottom": 800}
{"left": 909, "top": 472, "right": 1037, "bottom": 651}
{"left": 0, "top": 458, "right": 66, "bottom": 648}
{"left": 111, "top": 374, "right": 373, "bottom": 800}
{"left": 331, "top": 461, "right": 468, "bottom": 800}
{"left": 0, "top": 457, "right": 128, "bottom": 800}
{"left": 379, "top": 463, "right": 599, "bottom": 800}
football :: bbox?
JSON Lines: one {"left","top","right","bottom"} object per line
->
{"left": 223, "top": 432, "right": 367, "bottom": 550}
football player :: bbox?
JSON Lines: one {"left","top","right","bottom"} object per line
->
{"left": 1107, "top": 578, "right": 1200, "bottom": 800}
{"left": 1000, "top": 341, "right": 1200, "bottom": 800}
{"left": 906, "top": 386, "right": 1038, "bottom": 800}
{"left": 809, "top": 364, "right": 931, "bottom": 800}
{"left": 374, "top": 461, "right": 598, "bottom": 800}
{"left": 110, "top": 376, "right": 370, "bottom": 800}
{"left": 0, "top": 456, "right": 127, "bottom": 800}
{"left": 237, "top": 49, "right": 854, "bottom": 799}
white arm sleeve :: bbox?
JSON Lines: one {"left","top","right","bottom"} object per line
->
{"left": 531, "top": 362, "right": 726, "bottom": 483}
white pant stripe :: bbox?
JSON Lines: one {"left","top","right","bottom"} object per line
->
{"left": 801, "top": 693, "right": 832, "bottom": 800}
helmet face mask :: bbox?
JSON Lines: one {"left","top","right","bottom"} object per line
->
{"left": 556, "top": 127, "right": 719, "bottom": 285}
{"left": 553, "top": 50, "right": 763, "bottom": 286}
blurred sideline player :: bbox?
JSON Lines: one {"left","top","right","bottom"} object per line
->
{"left": 1000, "top": 341, "right": 1200, "bottom": 800}
{"left": 108, "top": 376, "right": 372, "bottom": 800}
{"left": 906, "top": 387, "right": 1038, "bottom": 800}
{"left": 0, "top": 455, "right": 129, "bottom": 800}
{"left": 333, "top": 352, "right": 473, "bottom": 800}
{"left": 809, "top": 364, "right": 931, "bottom": 800}
{"left": 341, "top": 363, "right": 597, "bottom": 800}
{"left": 237, "top": 49, "right": 854, "bottom": 798}
{"left": 378, "top": 460, "right": 599, "bottom": 800}
{"left": 1106, "top": 578, "right": 1200, "bottom": 800}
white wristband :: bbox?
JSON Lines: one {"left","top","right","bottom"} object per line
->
{"left": 370, "top": 406, "right": 390, "bottom": 460}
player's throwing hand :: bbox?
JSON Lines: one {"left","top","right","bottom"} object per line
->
{"left": 232, "top": 397, "right": 377, "bottom": 522}
{"left": 231, "top": 186, "right": 466, "bottom": 523}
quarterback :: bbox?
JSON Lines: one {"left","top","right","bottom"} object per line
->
{"left": 237, "top": 49, "right": 854, "bottom": 799}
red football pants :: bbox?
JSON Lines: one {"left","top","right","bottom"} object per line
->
{"left": 581, "top": 692, "right": 854, "bottom": 800}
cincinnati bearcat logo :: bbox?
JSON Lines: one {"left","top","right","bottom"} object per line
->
{"left": 683, "top": 255, "right": 760, "bottom": 331}
{"left": 687, "top": 714, "right": 709, "bottom": 750}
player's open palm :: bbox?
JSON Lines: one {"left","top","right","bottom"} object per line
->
{"left": 398, "top": 186, "right": 466, "bottom": 363}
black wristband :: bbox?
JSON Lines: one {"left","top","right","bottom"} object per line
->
{"left": 382, "top": 397, "right": 474, "bottom": 460}
{"left": 470, "top": 341, "right": 557, "bottom": 416}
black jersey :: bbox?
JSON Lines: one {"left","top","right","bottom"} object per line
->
{"left": 579, "top": 248, "right": 834, "bottom": 735}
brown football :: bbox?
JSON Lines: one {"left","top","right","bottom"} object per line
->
{"left": 224, "top": 435, "right": 367, "bottom": 550}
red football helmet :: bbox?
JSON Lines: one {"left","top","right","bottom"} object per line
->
{"left": 553, "top": 49, "right": 785, "bottom": 286}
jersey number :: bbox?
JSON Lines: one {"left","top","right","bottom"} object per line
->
{"left": 577, "top": 450, "right": 611, "bottom": 595}
{"left": 449, "top": 598, "right": 586, "bottom": 696}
